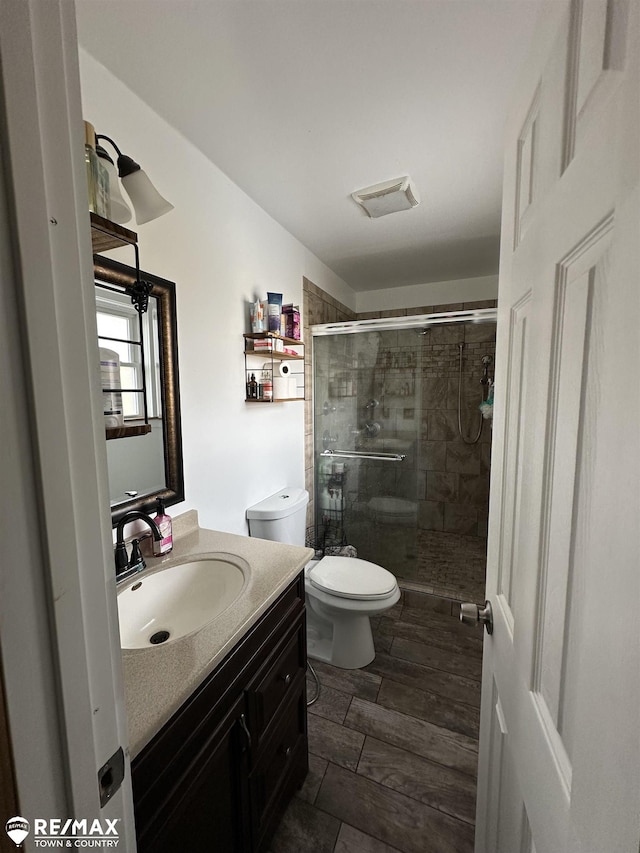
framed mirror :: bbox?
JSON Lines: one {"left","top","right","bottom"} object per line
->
{"left": 94, "top": 256, "right": 184, "bottom": 525}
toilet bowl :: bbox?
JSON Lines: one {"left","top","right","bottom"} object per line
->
{"left": 304, "top": 556, "right": 400, "bottom": 669}
{"left": 246, "top": 488, "right": 400, "bottom": 669}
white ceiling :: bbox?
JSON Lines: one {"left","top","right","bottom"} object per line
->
{"left": 76, "top": 0, "right": 543, "bottom": 292}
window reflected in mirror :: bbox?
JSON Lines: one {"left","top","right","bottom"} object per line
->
{"left": 94, "top": 257, "right": 184, "bottom": 525}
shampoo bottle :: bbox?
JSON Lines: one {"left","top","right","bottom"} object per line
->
{"left": 153, "top": 497, "right": 173, "bottom": 556}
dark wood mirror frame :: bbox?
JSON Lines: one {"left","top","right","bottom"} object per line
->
{"left": 94, "top": 255, "right": 185, "bottom": 526}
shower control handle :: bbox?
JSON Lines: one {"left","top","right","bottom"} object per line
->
{"left": 460, "top": 600, "right": 493, "bottom": 635}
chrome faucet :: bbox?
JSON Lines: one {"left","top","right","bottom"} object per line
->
{"left": 114, "top": 510, "right": 162, "bottom": 582}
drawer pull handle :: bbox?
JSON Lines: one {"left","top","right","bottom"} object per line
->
{"left": 282, "top": 746, "right": 292, "bottom": 758}
{"left": 281, "top": 673, "right": 292, "bottom": 687}
{"left": 239, "top": 713, "right": 252, "bottom": 750}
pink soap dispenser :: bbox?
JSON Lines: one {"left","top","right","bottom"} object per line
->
{"left": 153, "top": 497, "right": 173, "bottom": 556}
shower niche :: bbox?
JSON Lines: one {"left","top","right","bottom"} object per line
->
{"left": 312, "top": 310, "right": 496, "bottom": 601}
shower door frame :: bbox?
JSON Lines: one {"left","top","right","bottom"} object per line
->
{"left": 310, "top": 307, "right": 498, "bottom": 561}
{"left": 311, "top": 307, "right": 497, "bottom": 337}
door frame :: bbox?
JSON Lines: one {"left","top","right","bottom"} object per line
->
{"left": 0, "top": 0, "right": 135, "bottom": 844}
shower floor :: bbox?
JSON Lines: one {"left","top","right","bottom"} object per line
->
{"left": 345, "top": 525, "right": 487, "bottom": 604}
{"left": 397, "top": 530, "right": 487, "bottom": 603}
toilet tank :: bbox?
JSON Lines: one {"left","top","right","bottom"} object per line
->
{"left": 246, "top": 488, "right": 309, "bottom": 546}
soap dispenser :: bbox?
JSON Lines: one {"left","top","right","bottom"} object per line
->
{"left": 153, "top": 497, "right": 173, "bottom": 556}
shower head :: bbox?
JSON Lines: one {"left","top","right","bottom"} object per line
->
{"left": 481, "top": 354, "right": 493, "bottom": 385}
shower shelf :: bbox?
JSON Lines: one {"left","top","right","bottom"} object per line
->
{"left": 243, "top": 333, "right": 305, "bottom": 402}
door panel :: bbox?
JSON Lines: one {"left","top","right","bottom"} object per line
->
{"left": 535, "top": 221, "right": 613, "bottom": 758}
{"left": 477, "top": 1, "right": 639, "bottom": 851}
{"left": 565, "top": 0, "right": 630, "bottom": 167}
{"left": 514, "top": 89, "right": 540, "bottom": 247}
{"left": 496, "top": 295, "right": 531, "bottom": 630}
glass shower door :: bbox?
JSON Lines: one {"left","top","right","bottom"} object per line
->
{"left": 313, "top": 328, "right": 421, "bottom": 582}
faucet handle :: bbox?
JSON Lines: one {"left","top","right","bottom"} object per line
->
{"left": 128, "top": 538, "right": 146, "bottom": 572}
{"left": 114, "top": 540, "right": 129, "bottom": 572}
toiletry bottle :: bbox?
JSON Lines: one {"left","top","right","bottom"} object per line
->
{"left": 99, "top": 347, "right": 124, "bottom": 427}
{"left": 94, "top": 133, "right": 111, "bottom": 220}
{"left": 84, "top": 120, "right": 100, "bottom": 214}
{"left": 263, "top": 369, "right": 273, "bottom": 400}
{"left": 153, "top": 497, "right": 173, "bottom": 556}
{"left": 249, "top": 373, "right": 258, "bottom": 398}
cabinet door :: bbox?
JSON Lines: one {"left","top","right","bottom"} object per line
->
{"left": 141, "top": 695, "right": 249, "bottom": 853}
{"left": 249, "top": 690, "right": 308, "bottom": 851}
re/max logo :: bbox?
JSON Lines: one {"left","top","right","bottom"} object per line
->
{"left": 34, "top": 819, "right": 119, "bottom": 836}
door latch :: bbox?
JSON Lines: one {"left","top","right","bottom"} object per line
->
{"left": 460, "top": 599, "right": 493, "bottom": 635}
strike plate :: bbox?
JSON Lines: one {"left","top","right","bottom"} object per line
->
{"left": 98, "top": 746, "right": 125, "bottom": 808}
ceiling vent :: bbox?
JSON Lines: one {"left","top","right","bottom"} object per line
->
{"left": 351, "top": 176, "right": 420, "bottom": 219}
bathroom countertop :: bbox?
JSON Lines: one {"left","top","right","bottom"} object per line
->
{"left": 120, "top": 511, "right": 313, "bottom": 759}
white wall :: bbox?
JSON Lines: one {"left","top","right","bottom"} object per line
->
{"left": 80, "top": 51, "right": 354, "bottom": 534}
{"left": 356, "top": 274, "right": 498, "bottom": 313}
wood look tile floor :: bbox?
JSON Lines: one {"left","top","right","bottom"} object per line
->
{"left": 269, "top": 591, "right": 483, "bottom": 853}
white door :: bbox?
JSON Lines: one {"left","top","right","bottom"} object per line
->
{"left": 474, "top": 1, "right": 640, "bottom": 851}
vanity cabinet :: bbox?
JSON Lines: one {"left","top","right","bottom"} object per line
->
{"left": 132, "top": 573, "right": 307, "bottom": 853}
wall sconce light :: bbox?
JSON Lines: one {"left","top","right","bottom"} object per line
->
{"left": 96, "top": 134, "right": 174, "bottom": 226}
{"left": 95, "top": 138, "right": 132, "bottom": 224}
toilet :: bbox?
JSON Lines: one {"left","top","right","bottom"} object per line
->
{"left": 246, "top": 488, "right": 400, "bottom": 669}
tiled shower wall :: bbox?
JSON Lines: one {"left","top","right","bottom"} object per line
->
{"left": 418, "top": 320, "right": 496, "bottom": 538}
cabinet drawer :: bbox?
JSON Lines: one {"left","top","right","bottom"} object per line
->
{"left": 249, "top": 690, "right": 307, "bottom": 848}
{"left": 249, "top": 618, "right": 306, "bottom": 744}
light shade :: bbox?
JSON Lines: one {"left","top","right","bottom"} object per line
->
{"left": 96, "top": 150, "right": 132, "bottom": 224}
{"left": 120, "top": 168, "right": 174, "bottom": 225}
{"left": 352, "top": 176, "right": 420, "bottom": 218}
{"left": 96, "top": 134, "right": 174, "bottom": 226}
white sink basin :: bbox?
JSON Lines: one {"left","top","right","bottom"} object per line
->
{"left": 117, "top": 553, "right": 248, "bottom": 649}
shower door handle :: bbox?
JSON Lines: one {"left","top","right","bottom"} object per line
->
{"left": 460, "top": 600, "right": 493, "bottom": 635}
{"left": 320, "top": 450, "right": 406, "bottom": 462}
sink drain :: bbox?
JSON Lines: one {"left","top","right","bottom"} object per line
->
{"left": 149, "top": 630, "right": 170, "bottom": 645}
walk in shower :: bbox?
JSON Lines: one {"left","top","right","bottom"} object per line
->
{"left": 311, "top": 309, "right": 497, "bottom": 602}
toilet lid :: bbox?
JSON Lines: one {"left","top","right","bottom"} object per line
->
{"left": 308, "top": 557, "right": 397, "bottom": 600}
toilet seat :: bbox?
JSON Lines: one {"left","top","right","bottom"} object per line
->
{"left": 307, "top": 556, "right": 396, "bottom": 600}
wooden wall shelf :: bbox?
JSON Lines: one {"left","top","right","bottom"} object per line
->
{"left": 243, "top": 332, "right": 302, "bottom": 346}
{"left": 105, "top": 423, "right": 152, "bottom": 441}
{"left": 91, "top": 212, "right": 137, "bottom": 254}
{"left": 244, "top": 398, "right": 301, "bottom": 404}
{"left": 243, "top": 349, "right": 304, "bottom": 361}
